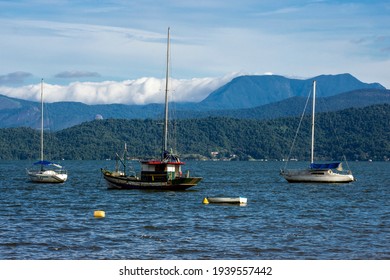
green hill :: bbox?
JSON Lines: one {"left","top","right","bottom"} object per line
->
{"left": 0, "top": 104, "right": 389, "bottom": 161}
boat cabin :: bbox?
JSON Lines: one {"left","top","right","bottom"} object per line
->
{"left": 140, "top": 160, "right": 184, "bottom": 182}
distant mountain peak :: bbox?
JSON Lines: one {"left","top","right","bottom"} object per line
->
{"left": 198, "top": 73, "right": 385, "bottom": 110}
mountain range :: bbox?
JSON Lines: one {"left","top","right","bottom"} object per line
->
{"left": 197, "top": 73, "right": 385, "bottom": 110}
{"left": 0, "top": 73, "right": 388, "bottom": 130}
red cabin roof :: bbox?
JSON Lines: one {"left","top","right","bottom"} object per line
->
{"left": 141, "top": 160, "right": 184, "bottom": 165}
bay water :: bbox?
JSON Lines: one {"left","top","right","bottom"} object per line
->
{"left": 0, "top": 160, "right": 389, "bottom": 260}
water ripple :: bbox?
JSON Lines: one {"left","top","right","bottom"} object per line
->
{"left": 0, "top": 160, "right": 389, "bottom": 259}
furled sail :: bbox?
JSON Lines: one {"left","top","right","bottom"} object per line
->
{"left": 33, "top": 160, "right": 63, "bottom": 168}
{"left": 310, "top": 162, "right": 341, "bottom": 169}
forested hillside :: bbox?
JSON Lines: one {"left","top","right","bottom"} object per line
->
{"left": 0, "top": 104, "right": 388, "bottom": 161}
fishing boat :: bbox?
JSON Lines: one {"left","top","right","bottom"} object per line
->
{"left": 280, "top": 80, "right": 355, "bottom": 183}
{"left": 203, "top": 197, "right": 247, "bottom": 205}
{"left": 27, "top": 79, "right": 68, "bottom": 183}
{"left": 101, "top": 28, "right": 202, "bottom": 191}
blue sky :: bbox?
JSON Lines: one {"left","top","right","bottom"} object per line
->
{"left": 0, "top": 0, "right": 389, "bottom": 104}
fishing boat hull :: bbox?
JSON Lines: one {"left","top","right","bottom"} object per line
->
{"left": 27, "top": 169, "right": 68, "bottom": 183}
{"left": 281, "top": 169, "right": 354, "bottom": 183}
{"left": 101, "top": 169, "right": 202, "bottom": 191}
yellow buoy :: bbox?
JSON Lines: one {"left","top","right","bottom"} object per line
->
{"left": 94, "top": 210, "right": 105, "bottom": 218}
{"left": 202, "top": 197, "right": 209, "bottom": 204}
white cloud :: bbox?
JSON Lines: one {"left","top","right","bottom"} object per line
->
{"left": 0, "top": 73, "right": 241, "bottom": 105}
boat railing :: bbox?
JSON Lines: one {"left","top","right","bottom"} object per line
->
{"left": 54, "top": 169, "right": 68, "bottom": 174}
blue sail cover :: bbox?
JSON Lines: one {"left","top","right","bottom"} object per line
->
{"left": 310, "top": 162, "right": 341, "bottom": 169}
{"left": 33, "top": 160, "right": 63, "bottom": 168}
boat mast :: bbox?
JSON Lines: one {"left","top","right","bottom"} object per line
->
{"left": 162, "top": 27, "right": 170, "bottom": 159}
{"left": 310, "top": 80, "right": 316, "bottom": 165}
{"left": 40, "top": 78, "right": 44, "bottom": 162}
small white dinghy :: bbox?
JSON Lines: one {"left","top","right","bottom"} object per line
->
{"left": 203, "top": 197, "right": 247, "bottom": 205}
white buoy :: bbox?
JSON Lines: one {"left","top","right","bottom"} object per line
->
{"left": 205, "top": 197, "right": 247, "bottom": 205}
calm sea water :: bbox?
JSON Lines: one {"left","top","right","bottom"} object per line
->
{"left": 0, "top": 160, "right": 389, "bottom": 260}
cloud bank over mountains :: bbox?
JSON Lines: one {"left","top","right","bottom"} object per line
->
{"left": 0, "top": 73, "right": 241, "bottom": 105}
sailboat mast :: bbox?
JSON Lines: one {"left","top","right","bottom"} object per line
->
{"left": 163, "top": 27, "right": 170, "bottom": 157}
{"left": 40, "top": 78, "right": 44, "bottom": 162}
{"left": 310, "top": 80, "right": 316, "bottom": 164}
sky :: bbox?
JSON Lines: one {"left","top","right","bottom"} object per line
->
{"left": 0, "top": 0, "right": 389, "bottom": 105}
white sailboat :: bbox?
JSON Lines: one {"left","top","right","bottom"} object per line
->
{"left": 280, "top": 80, "right": 355, "bottom": 183}
{"left": 27, "top": 79, "right": 68, "bottom": 183}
